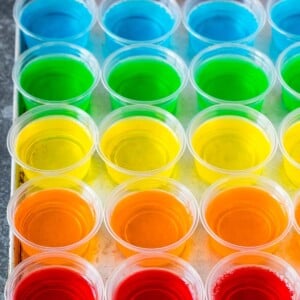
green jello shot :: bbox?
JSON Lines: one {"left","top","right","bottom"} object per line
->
{"left": 277, "top": 43, "right": 300, "bottom": 111}
{"left": 102, "top": 44, "right": 188, "bottom": 114}
{"left": 190, "top": 44, "right": 276, "bottom": 111}
{"left": 13, "top": 42, "right": 100, "bottom": 112}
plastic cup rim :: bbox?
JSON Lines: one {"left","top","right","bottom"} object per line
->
{"left": 96, "top": 104, "right": 186, "bottom": 178}
{"left": 103, "top": 176, "right": 199, "bottom": 254}
{"left": 5, "top": 251, "right": 104, "bottom": 299}
{"left": 199, "top": 174, "right": 293, "bottom": 253}
{"left": 101, "top": 43, "right": 188, "bottom": 106}
{"left": 98, "top": 0, "right": 182, "bottom": 46}
{"left": 12, "top": 41, "right": 101, "bottom": 106}
{"left": 186, "top": 103, "right": 278, "bottom": 177}
{"left": 189, "top": 42, "right": 277, "bottom": 107}
{"left": 182, "top": 0, "right": 266, "bottom": 46}
{"left": 6, "top": 104, "right": 98, "bottom": 176}
{"left": 6, "top": 175, "right": 104, "bottom": 253}
{"left": 13, "top": 0, "right": 97, "bottom": 44}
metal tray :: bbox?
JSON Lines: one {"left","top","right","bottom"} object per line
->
{"left": 9, "top": 0, "right": 300, "bottom": 285}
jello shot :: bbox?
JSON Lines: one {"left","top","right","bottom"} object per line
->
{"left": 13, "top": 42, "right": 100, "bottom": 112}
{"left": 7, "top": 104, "right": 97, "bottom": 180}
{"left": 206, "top": 251, "right": 300, "bottom": 299}
{"left": 187, "top": 104, "right": 278, "bottom": 184}
{"left": 189, "top": 43, "right": 276, "bottom": 110}
{"left": 102, "top": 44, "right": 188, "bottom": 114}
{"left": 277, "top": 43, "right": 300, "bottom": 111}
{"left": 98, "top": 0, "right": 181, "bottom": 52}
{"left": 106, "top": 253, "right": 205, "bottom": 300}
{"left": 268, "top": 0, "right": 300, "bottom": 60}
{"left": 293, "top": 192, "right": 300, "bottom": 248}
{"left": 97, "top": 105, "right": 186, "bottom": 183}
{"left": 183, "top": 0, "right": 266, "bottom": 56}
{"left": 200, "top": 175, "right": 293, "bottom": 256}
{"left": 7, "top": 176, "right": 103, "bottom": 258}
{"left": 14, "top": 0, "right": 96, "bottom": 48}
{"left": 105, "top": 177, "right": 199, "bottom": 257}
{"left": 5, "top": 252, "right": 104, "bottom": 300}
{"left": 279, "top": 108, "right": 300, "bottom": 187}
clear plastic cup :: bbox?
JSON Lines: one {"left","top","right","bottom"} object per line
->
{"left": 268, "top": 0, "right": 300, "bottom": 61}
{"left": 200, "top": 175, "right": 293, "bottom": 256}
{"left": 106, "top": 252, "right": 205, "bottom": 300}
{"left": 96, "top": 104, "right": 186, "bottom": 184}
{"left": 7, "top": 176, "right": 103, "bottom": 259}
{"left": 277, "top": 43, "right": 300, "bottom": 111}
{"left": 206, "top": 251, "right": 300, "bottom": 299}
{"left": 101, "top": 44, "right": 188, "bottom": 114}
{"left": 183, "top": 0, "right": 266, "bottom": 57}
{"left": 104, "top": 177, "right": 199, "bottom": 257}
{"left": 98, "top": 0, "right": 181, "bottom": 53}
{"left": 12, "top": 42, "right": 100, "bottom": 112}
{"left": 189, "top": 43, "right": 276, "bottom": 111}
{"left": 187, "top": 104, "right": 278, "bottom": 184}
{"left": 7, "top": 104, "right": 97, "bottom": 180}
{"left": 279, "top": 107, "right": 300, "bottom": 187}
{"left": 13, "top": 0, "right": 97, "bottom": 48}
{"left": 5, "top": 252, "right": 104, "bottom": 299}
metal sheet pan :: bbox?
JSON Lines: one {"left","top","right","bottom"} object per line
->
{"left": 9, "top": 0, "right": 300, "bottom": 286}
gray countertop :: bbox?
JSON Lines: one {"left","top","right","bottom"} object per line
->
{"left": 1, "top": 0, "right": 15, "bottom": 297}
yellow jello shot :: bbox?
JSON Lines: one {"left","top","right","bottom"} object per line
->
{"left": 279, "top": 108, "right": 300, "bottom": 187}
{"left": 187, "top": 104, "right": 277, "bottom": 183}
{"left": 7, "top": 104, "right": 97, "bottom": 180}
{"left": 97, "top": 105, "right": 186, "bottom": 183}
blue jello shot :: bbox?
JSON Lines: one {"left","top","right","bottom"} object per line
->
{"left": 268, "top": 0, "right": 300, "bottom": 61}
{"left": 14, "top": 0, "right": 96, "bottom": 48}
{"left": 183, "top": 0, "right": 266, "bottom": 58}
{"left": 98, "top": 0, "right": 181, "bottom": 54}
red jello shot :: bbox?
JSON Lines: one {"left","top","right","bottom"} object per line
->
{"left": 206, "top": 251, "right": 300, "bottom": 300}
{"left": 5, "top": 252, "right": 104, "bottom": 300}
{"left": 105, "top": 253, "right": 205, "bottom": 299}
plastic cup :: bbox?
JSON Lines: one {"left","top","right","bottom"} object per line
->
{"left": 105, "top": 253, "right": 205, "bottom": 300}
{"left": 206, "top": 251, "right": 300, "bottom": 299}
{"left": 102, "top": 44, "right": 188, "bottom": 114}
{"left": 12, "top": 42, "right": 100, "bottom": 112}
{"left": 4, "top": 252, "right": 104, "bottom": 299}
{"left": 189, "top": 43, "right": 276, "bottom": 111}
{"left": 200, "top": 175, "right": 293, "bottom": 256}
{"left": 268, "top": 0, "right": 300, "bottom": 60}
{"left": 7, "top": 104, "right": 97, "bottom": 180}
{"left": 277, "top": 43, "right": 300, "bottom": 111}
{"left": 183, "top": 0, "right": 266, "bottom": 57}
{"left": 7, "top": 176, "right": 103, "bottom": 259}
{"left": 279, "top": 108, "right": 300, "bottom": 187}
{"left": 97, "top": 104, "right": 186, "bottom": 184}
{"left": 187, "top": 104, "right": 278, "bottom": 184}
{"left": 13, "top": 0, "right": 96, "bottom": 48}
{"left": 104, "top": 177, "right": 199, "bottom": 257}
{"left": 98, "top": 0, "right": 181, "bottom": 53}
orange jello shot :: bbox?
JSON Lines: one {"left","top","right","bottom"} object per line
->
{"left": 200, "top": 175, "right": 293, "bottom": 256}
{"left": 7, "top": 176, "right": 103, "bottom": 260}
{"left": 104, "top": 177, "right": 199, "bottom": 257}
{"left": 293, "top": 192, "right": 300, "bottom": 248}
